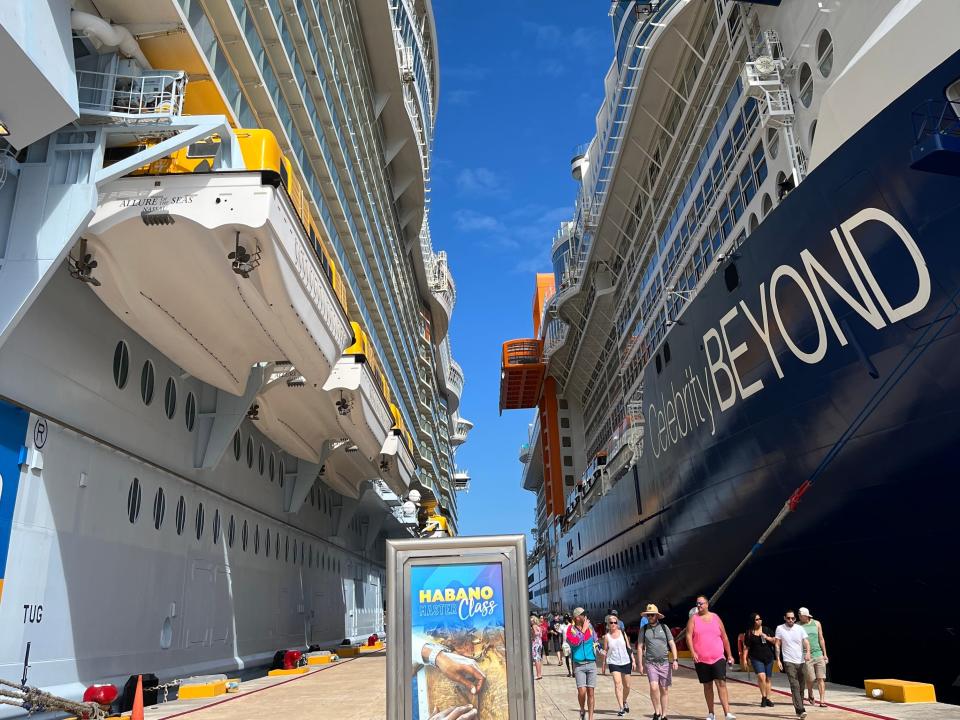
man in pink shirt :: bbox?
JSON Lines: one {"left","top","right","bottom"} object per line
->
{"left": 685, "top": 595, "right": 736, "bottom": 720}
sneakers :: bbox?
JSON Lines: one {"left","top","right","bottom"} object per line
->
{"left": 799, "top": 713, "right": 807, "bottom": 720}
{"left": 623, "top": 705, "right": 629, "bottom": 714}
{"left": 726, "top": 714, "right": 737, "bottom": 719}
{"left": 706, "top": 714, "right": 715, "bottom": 720}
{"left": 617, "top": 711, "right": 625, "bottom": 718}
{"left": 762, "top": 697, "right": 774, "bottom": 707}
{"left": 651, "top": 714, "right": 660, "bottom": 720}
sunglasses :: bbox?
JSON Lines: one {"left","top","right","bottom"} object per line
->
{"left": 696, "top": 601, "right": 706, "bottom": 606}
{"left": 785, "top": 617, "right": 796, "bottom": 621}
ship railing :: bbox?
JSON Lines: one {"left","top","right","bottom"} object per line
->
{"left": 911, "top": 99, "right": 960, "bottom": 143}
{"left": 76, "top": 68, "right": 186, "bottom": 121}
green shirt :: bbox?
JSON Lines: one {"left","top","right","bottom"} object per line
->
{"left": 801, "top": 620, "right": 823, "bottom": 658}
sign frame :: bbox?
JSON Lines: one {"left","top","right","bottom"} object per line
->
{"left": 386, "top": 534, "right": 534, "bottom": 720}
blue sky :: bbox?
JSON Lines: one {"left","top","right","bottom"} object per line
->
{"left": 428, "top": 3, "right": 614, "bottom": 538}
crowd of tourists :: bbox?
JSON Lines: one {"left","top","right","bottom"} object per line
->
{"left": 530, "top": 597, "right": 829, "bottom": 720}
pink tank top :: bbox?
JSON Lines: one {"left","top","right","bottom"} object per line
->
{"left": 691, "top": 613, "right": 725, "bottom": 664}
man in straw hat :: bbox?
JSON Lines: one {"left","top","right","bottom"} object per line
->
{"left": 635, "top": 604, "right": 678, "bottom": 720}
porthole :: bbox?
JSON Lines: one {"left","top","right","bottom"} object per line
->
{"left": 153, "top": 487, "right": 165, "bottom": 530}
{"left": 254, "top": 524, "right": 260, "bottom": 554}
{"left": 275, "top": 533, "right": 280, "bottom": 558}
{"left": 113, "top": 341, "right": 130, "bottom": 389}
{"left": 164, "top": 378, "right": 177, "bottom": 419}
{"left": 213, "top": 509, "right": 221, "bottom": 545}
{"left": 140, "top": 361, "right": 155, "bottom": 406}
{"left": 809, "top": 119, "right": 818, "bottom": 146}
{"left": 761, "top": 193, "right": 773, "bottom": 218}
{"left": 663, "top": 342, "right": 671, "bottom": 364}
{"left": 797, "top": 62, "right": 813, "bottom": 108}
{"left": 233, "top": 431, "right": 241, "bottom": 461}
{"left": 176, "top": 496, "right": 186, "bottom": 536}
{"left": 766, "top": 127, "right": 779, "bottom": 159}
{"left": 161, "top": 617, "right": 173, "bottom": 649}
{"left": 816, "top": 29, "right": 834, "bottom": 77}
{"left": 127, "top": 477, "right": 142, "bottom": 524}
{"left": 258, "top": 446, "right": 265, "bottom": 476}
{"left": 654, "top": 355, "right": 662, "bottom": 374}
{"left": 242, "top": 519, "right": 249, "bottom": 551}
{"left": 246, "top": 437, "right": 254, "bottom": 469}
{"left": 300, "top": 541, "right": 305, "bottom": 566}
{"left": 269, "top": 454, "right": 275, "bottom": 482}
{"left": 195, "top": 502, "right": 205, "bottom": 541}
{"left": 184, "top": 392, "right": 196, "bottom": 431}
{"left": 278, "top": 460, "right": 285, "bottom": 488}
{"left": 228, "top": 515, "right": 236, "bottom": 548}
{"left": 285, "top": 536, "right": 290, "bottom": 562}
{"left": 266, "top": 528, "right": 271, "bottom": 556}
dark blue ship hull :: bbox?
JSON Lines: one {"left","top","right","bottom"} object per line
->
{"left": 559, "top": 50, "right": 960, "bottom": 700}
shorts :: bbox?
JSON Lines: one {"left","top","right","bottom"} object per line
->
{"left": 751, "top": 658, "right": 773, "bottom": 676}
{"left": 694, "top": 659, "right": 727, "bottom": 684}
{"left": 608, "top": 662, "right": 632, "bottom": 675}
{"left": 574, "top": 661, "right": 597, "bottom": 688}
{"left": 805, "top": 656, "right": 827, "bottom": 681}
{"left": 550, "top": 635, "right": 564, "bottom": 653}
{"left": 646, "top": 661, "right": 673, "bottom": 687}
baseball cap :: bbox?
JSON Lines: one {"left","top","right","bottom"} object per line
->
{"left": 798, "top": 607, "right": 812, "bottom": 617}
{"left": 572, "top": 607, "right": 586, "bottom": 618}
{"left": 610, "top": 609, "right": 619, "bottom": 616}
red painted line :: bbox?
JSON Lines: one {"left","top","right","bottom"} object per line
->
{"left": 676, "top": 663, "right": 897, "bottom": 720}
{"left": 156, "top": 656, "right": 362, "bottom": 719}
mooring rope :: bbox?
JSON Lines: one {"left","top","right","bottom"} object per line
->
{"left": 0, "top": 678, "right": 105, "bottom": 719}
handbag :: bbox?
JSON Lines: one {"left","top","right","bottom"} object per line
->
{"left": 562, "top": 641, "right": 571, "bottom": 657}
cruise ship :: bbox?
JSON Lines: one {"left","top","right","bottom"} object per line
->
{"left": 0, "top": 0, "right": 472, "bottom": 713}
{"left": 502, "top": 0, "right": 960, "bottom": 701}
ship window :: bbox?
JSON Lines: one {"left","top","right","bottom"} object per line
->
{"left": 127, "top": 477, "right": 142, "bottom": 524}
{"left": 254, "top": 524, "right": 260, "bottom": 554}
{"left": 809, "top": 119, "right": 818, "bottom": 146}
{"left": 228, "top": 515, "right": 236, "bottom": 548}
{"left": 748, "top": 213, "right": 759, "bottom": 234}
{"left": 113, "top": 341, "right": 130, "bottom": 389}
{"left": 275, "top": 533, "right": 280, "bottom": 558}
{"left": 761, "top": 193, "right": 773, "bottom": 218}
{"left": 797, "top": 63, "right": 813, "bottom": 108}
{"left": 285, "top": 536, "right": 290, "bottom": 562}
{"left": 560, "top": 417, "right": 570, "bottom": 429}
{"left": 213, "top": 509, "right": 221, "bottom": 545}
{"left": 565, "top": 475, "right": 574, "bottom": 486}
{"left": 176, "top": 496, "right": 186, "bottom": 536}
{"left": 657, "top": 537, "right": 665, "bottom": 556}
{"left": 562, "top": 436, "right": 571, "bottom": 447}
{"left": 185, "top": 392, "right": 197, "bottom": 431}
{"left": 663, "top": 342, "right": 671, "bottom": 364}
{"left": 655, "top": 355, "right": 662, "bottom": 374}
{"left": 246, "top": 437, "right": 254, "bottom": 469}
{"left": 724, "top": 263, "right": 740, "bottom": 292}
{"left": 816, "top": 30, "right": 834, "bottom": 78}
{"left": 153, "top": 487, "right": 165, "bottom": 530}
{"left": 233, "top": 431, "right": 242, "bottom": 461}
{"left": 195, "top": 502, "right": 205, "bottom": 541}
{"left": 164, "top": 378, "right": 177, "bottom": 419}
{"left": 766, "top": 127, "right": 779, "bottom": 160}
{"left": 266, "top": 528, "right": 271, "bottom": 556}
{"left": 258, "top": 446, "right": 265, "bottom": 476}
{"left": 642, "top": 543, "right": 648, "bottom": 561}
{"left": 559, "top": 399, "right": 569, "bottom": 410}
{"left": 187, "top": 140, "right": 219, "bottom": 158}
{"left": 269, "top": 454, "right": 275, "bottom": 482}
{"left": 563, "top": 456, "right": 572, "bottom": 467}
{"left": 279, "top": 460, "right": 285, "bottom": 487}
{"left": 140, "top": 361, "right": 155, "bottom": 406}
{"left": 242, "top": 519, "right": 248, "bottom": 551}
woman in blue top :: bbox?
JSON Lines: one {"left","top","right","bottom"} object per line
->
{"left": 566, "top": 608, "right": 598, "bottom": 720}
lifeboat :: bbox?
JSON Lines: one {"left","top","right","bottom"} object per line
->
{"left": 377, "top": 405, "right": 416, "bottom": 496}
{"left": 83, "top": 129, "right": 352, "bottom": 397}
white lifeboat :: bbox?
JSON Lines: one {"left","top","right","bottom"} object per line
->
{"left": 83, "top": 172, "right": 351, "bottom": 396}
{"left": 377, "top": 430, "right": 416, "bottom": 497}
{"left": 322, "top": 355, "right": 394, "bottom": 472}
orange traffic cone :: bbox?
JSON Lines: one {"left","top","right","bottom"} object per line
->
{"left": 131, "top": 674, "right": 144, "bottom": 720}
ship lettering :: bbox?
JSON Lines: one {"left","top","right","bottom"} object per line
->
{"left": 22, "top": 604, "right": 43, "bottom": 624}
{"left": 649, "top": 207, "right": 930, "bottom": 460}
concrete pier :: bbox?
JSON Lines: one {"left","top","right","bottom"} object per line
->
{"left": 130, "top": 653, "right": 959, "bottom": 719}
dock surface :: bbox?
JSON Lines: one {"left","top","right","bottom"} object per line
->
{"left": 136, "top": 653, "right": 959, "bottom": 719}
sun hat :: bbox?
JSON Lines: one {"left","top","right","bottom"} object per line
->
{"left": 572, "top": 607, "right": 586, "bottom": 618}
{"left": 798, "top": 607, "right": 812, "bottom": 618}
{"left": 643, "top": 603, "right": 665, "bottom": 618}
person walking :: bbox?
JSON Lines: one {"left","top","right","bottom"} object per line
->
{"left": 540, "top": 616, "right": 551, "bottom": 665}
{"left": 775, "top": 609, "right": 812, "bottom": 718}
{"left": 635, "top": 604, "right": 678, "bottom": 720}
{"left": 552, "top": 612, "right": 566, "bottom": 666}
{"left": 686, "top": 595, "right": 736, "bottom": 720}
{"left": 566, "top": 608, "right": 598, "bottom": 720}
{"left": 559, "top": 614, "right": 573, "bottom": 677}
{"left": 798, "top": 608, "right": 828, "bottom": 707}
{"left": 531, "top": 615, "right": 544, "bottom": 680}
{"left": 603, "top": 615, "right": 633, "bottom": 717}
{"left": 742, "top": 612, "right": 776, "bottom": 707}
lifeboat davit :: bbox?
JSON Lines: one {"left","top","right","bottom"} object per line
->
{"left": 84, "top": 172, "right": 351, "bottom": 396}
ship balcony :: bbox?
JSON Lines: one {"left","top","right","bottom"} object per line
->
{"left": 499, "top": 339, "right": 544, "bottom": 413}
{"left": 427, "top": 251, "right": 456, "bottom": 344}
{"left": 450, "top": 416, "right": 474, "bottom": 446}
{"left": 76, "top": 64, "right": 185, "bottom": 122}
{"left": 543, "top": 317, "right": 569, "bottom": 359}
{"left": 519, "top": 443, "right": 532, "bottom": 463}
{"left": 453, "top": 468, "right": 471, "bottom": 493}
{"left": 446, "top": 358, "right": 464, "bottom": 413}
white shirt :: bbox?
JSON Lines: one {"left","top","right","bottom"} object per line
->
{"left": 775, "top": 623, "right": 808, "bottom": 663}
{"left": 605, "top": 631, "right": 631, "bottom": 665}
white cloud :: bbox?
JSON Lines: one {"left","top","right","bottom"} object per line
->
{"left": 456, "top": 167, "right": 505, "bottom": 197}
{"left": 447, "top": 89, "right": 478, "bottom": 106}
{"left": 453, "top": 205, "right": 573, "bottom": 273}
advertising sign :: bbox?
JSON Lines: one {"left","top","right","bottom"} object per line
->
{"left": 387, "top": 535, "right": 534, "bottom": 720}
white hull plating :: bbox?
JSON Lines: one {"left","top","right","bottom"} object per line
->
{"left": 85, "top": 173, "right": 351, "bottom": 396}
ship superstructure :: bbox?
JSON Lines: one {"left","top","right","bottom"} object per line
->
{"left": 0, "top": 0, "right": 472, "bottom": 712}
{"left": 502, "top": 0, "right": 960, "bottom": 698}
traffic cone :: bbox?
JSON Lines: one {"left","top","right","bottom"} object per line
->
{"left": 131, "top": 674, "right": 144, "bottom": 720}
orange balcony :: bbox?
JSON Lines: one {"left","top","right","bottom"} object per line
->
{"left": 499, "top": 339, "right": 545, "bottom": 412}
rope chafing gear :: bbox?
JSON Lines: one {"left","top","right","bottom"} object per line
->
{"left": 0, "top": 678, "right": 105, "bottom": 719}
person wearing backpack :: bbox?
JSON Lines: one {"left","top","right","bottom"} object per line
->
{"left": 635, "top": 604, "right": 678, "bottom": 720}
